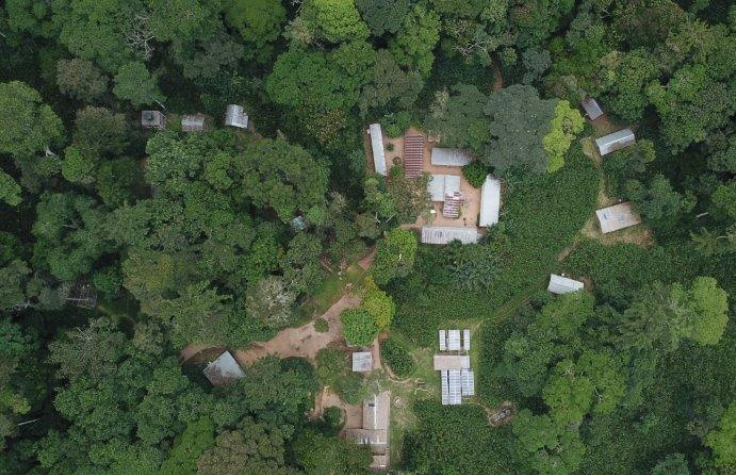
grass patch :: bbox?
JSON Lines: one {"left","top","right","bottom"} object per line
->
{"left": 300, "top": 264, "right": 368, "bottom": 318}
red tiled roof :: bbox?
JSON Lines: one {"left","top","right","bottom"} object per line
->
{"left": 403, "top": 134, "right": 425, "bottom": 178}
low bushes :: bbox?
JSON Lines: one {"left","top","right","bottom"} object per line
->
{"left": 380, "top": 336, "right": 415, "bottom": 377}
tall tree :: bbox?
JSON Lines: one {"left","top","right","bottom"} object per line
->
{"left": 0, "top": 81, "right": 63, "bottom": 158}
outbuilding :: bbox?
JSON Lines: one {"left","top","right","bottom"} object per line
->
{"left": 427, "top": 174, "right": 461, "bottom": 202}
{"left": 368, "top": 123, "right": 387, "bottom": 176}
{"left": 421, "top": 226, "right": 479, "bottom": 245}
{"left": 596, "top": 202, "right": 642, "bottom": 233}
{"left": 203, "top": 351, "right": 245, "bottom": 386}
{"left": 181, "top": 114, "right": 207, "bottom": 133}
{"left": 479, "top": 175, "right": 501, "bottom": 227}
{"left": 141, "top": 110, "right": 166, "bottom": 130}
{"left": 224, "top": 104, "right": 248, "bottom": 129}
{"left": 430, "top": 148, "right": 473, "bottom": 167}
{"left": 548, "top": 274, "right": 584, "bottom": 294}
{"left": 595, "top": 128, "right": 635, "bottom": 156}
{"left": 352, "top": 352, "right": 373, "bottom": 372}
{"left": 581, "top": 98, "right": 604, "bottom": 120}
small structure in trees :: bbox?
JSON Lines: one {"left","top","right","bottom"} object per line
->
{"left": 403, "top": 133, "right": 425, "bottom": 177}
{"left": 181, "top": 114, "right": 207, "bottom": 133}
{"left": 224, "top": 104, "right": 248, "bottom": 129}
{"left": 436, "top": 329, "right": 474, "bottom": 405}
{"left": 479, "top": 175, "right": 501, "bottom": 227}
{"left": 548, "top": 274, "right": 584, "bottom": 294}
{"left": 581, "top": 98, "right": 604, "bottom": 120}
{"left": 596, "top": 201, "right": 642, "bottom": 234}
{"left": 368, "top": 123, "right": 387, "bottom": 176}
{"left": 595, "top": 128, "right": 636, "bottom": 156}
{"left": 352, "top": 351, "right": 373, "bottom": 372}
{"left": 421, "top": 226, "right": 478, "bottom": 245}
{"left": 430, "top": 148, "right": 473, "bottom": 167}
{"left": 60, "top": 281, "right": 98, "bottom": 309}
{"left": 140, "top": 110, "right": 166, "bottom": 130}
{"left": 203, "top": 351, "right": 245, "bottom": 386}
{"left": 344, "top": 391, "right": 392, "bottom": 470}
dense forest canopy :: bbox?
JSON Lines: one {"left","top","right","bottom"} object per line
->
{"left": 1, "top": 0, "right": 736, "bottom": 474}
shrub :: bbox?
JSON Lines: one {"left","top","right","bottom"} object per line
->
{"left": 373, "top": 228, "right": 418, "bottom": 285}
{"left": 386, "top": 143, "right": 395, "bottom": 152}
{"left": 314, "top": 318, "right": 329, "bottom": 333}
{"left": 382, "top": 111, "right": 413, "bottom": 138}
{"left": 340, "top": 309, "right": 378, "bottom": 346}
{"left": 462, "top": 162, "right": 490, "bottom": 188}
{"left": 380, "top": 337, "right": 415, "bottom": 377}
{"left": 363, "top": 277, "right": 395, "bottom": 330}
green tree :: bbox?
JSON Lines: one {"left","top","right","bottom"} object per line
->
{"left": 651, "top": 453, "right": 690, "bottom": 475}
{"left": 225, "top": 0, "right": 286, "bottom": 50}
{"left": 372, "top": 228, "right": 418, "bottom": 285}
{"left": 705, "top": 400, "right": 736, "bottom": 468}
{"left": 72, "top": 106, "right": 129, "bottom": 156}
{"left": 512, "top": 409, "right": 585, "bottom": 475}
{"left": 542, "top": 100, "right": 584, "bottom": 172}
{"left": 359, "top": 50, "right": 423, "bottom": 117}
{"left": 355, "top": 0, "right": 410, "bottom": 36}
{"left": 389, "top": 4, "right": 440, "bottom": 77}
{"left": 293, "top": 429, "right": 371, "bottom": 475}
{"left": 112, "top": 62, "right": 164, "bottom": 107}
{"left": 424, "top": 85, "right": 490, "bottom": 156}
{"left": 56, "top": 58, "right": 108, "bottom": 101}
{"left": 598, "top": 49, "right": 659, "bottom": 122}
{"left": 341, "top": 308, "right": 378, "bottom": 346}
{"left": 0, "top": 81, "right": 63, "bottom": 158}
{"left": 362, "top": 277, "right": 395, "bottom": 330}
{"left": 625, "top": 175, "right": 694, "bottom": 231}
{"left": 61, "top": 146, "right": 95, "bottom": 185}
{"left": 0, "top": 171, "right": 22, "bottom": 206}
{"left": 159, "top": 417, "right": 215, "bottom": 475}
{"left": 543, "top": 359, "right": 594, "bottom": 427}
{"left": 245, "top": 276, "right": 297, "bottom": 329}
{"left": 300, "top": 0, "right": 370, "bottom": 44}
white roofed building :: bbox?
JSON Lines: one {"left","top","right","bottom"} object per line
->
{"left": 581, "top": 98, "right": 604, "bottom": 120}
{"left": 352, "top": 352, "right": 373, "bottom": 372}
{"left": 596, "top": 202, "right": 642, "bottom": 233}
{"left": 203, "top": 351, "right": 245, "bottom": 386}
{"left": 548, "top": 274, "right": 585, "bottom": 294}
{"left": 224, "top": 104, "right": 248, "bottom": 129}
{"left": 181, "top": 114, "right": 207, "bottom": 133}
{"left": 479, "top": 175, "right": 501, "bottom": 227}
{"left": 431, "top": 148, "right": 473, "bottom": 167}
{"left": 427, "top": 174, "right": 462, "bottom": 202}
{"left": 421, "top": 226, "right": 478, "bottom": 245}
{"left": 368, "top": 123, "right": 387, "bottom": 176}
{"left": 596, "top": 129, "right": 636, "bottom": 156}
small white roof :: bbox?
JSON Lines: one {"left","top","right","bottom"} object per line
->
{"left": 225, "top": 104, "right": 248, "bottom": 129}
{"left": 463, "top": 329, "right": 471, "bottom": 351}
{"left": 431, "top": 148, "right": 473, "bottom": 167}
{"left": 582, "top": 98, "right": 604, "bottom": 120}
{"left": 439, "top": 330, "right": 447, "bottom": 351}
{"left": 479, "top": 175, "right": 501, "bottom": 227}
{"left": 596, "top": 128, "right": 635, "bottom": 156}
{"left": 596, "top": 202, "right": 642, "bottom": 233}
{"left": 352, "top": 351, "right": 373, "bottom": 372}
{"left": 548, "top": 274, "right": 584, "bottom": 294}
{"left": 203, "top": 351, "right": 245, "bottom": 386}
{"left": 421, "top": 226, "right": 479, "bottom": 245}
{"left": 447, "top": 330, "right": 461, "bottom": 351}
{"left": 369, "top": 123, "right": 387, "bottom": 176}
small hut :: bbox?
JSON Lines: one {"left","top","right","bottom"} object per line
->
{"left": 420, "top": 226, "right": 478, "bottom": 245}
{"left": 352, "top": 352, "right": 373, "bottom": 372}
{"left": 430, "top": 148, "right": 473, "bottom": 167}
{"left": 141, "top": 111, "right": 166, "bottom": 130}
{"left": 595, "top": 129, "right": 636, "bottom": 156}
{"left": 203, "top": 351, "right": 245, "bottom": 386}
{"left": 181, "top": 114, "right": 207, "bottom": 133}
{"left": 548, "top": 274, "right": 584, "bottom": 294}
{"left": 224, "top": 104, "right": 248, "bottom": 129}
{"left": 581, "top": 98, "right": 604, "bottom": 120}
{"left": 596, "top": 202, "right": 642, "bottom": 233}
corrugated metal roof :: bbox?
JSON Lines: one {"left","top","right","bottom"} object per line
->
{"left": 548, "top": 274, "right": 585, "bottom": 294}
{"left": 431, "top": 148, "right": 473, "bottom": 167}
{"left": 582, "top": 98, "right": 604, "bottom": 120}
{"left": 433, "top": 355, "right": 470, "bottom": 370}
{"left": 403, "top": 134, "right": 425, "bottom": 177}
{"left": 461, "top": 369, "right": 475, "bottom": 396}
{"left": 463, "top": 329, "right": 471, "bottom": 351}
{"left": 352, "top": 351, "right": 373, "bottom": 372}
{"left": 595, "top": 128, "right": 635, "bottom": 155}
{"left": 203, "top": 351, "right": 245, "bottom": 386}
{"left": 225, "top": 104, "right": 248, "bottom": 129}
{"left": 181, "top": 114, "right": 206, "bottom": 132}
{"left": 479, "top": 175, "right": 501, "bottom": 227}
{"left": 421, "top": 226, "right": 479, "bottom": 245}
{"left": 596, "top": 202, "right": 642, "bottom": 234}
{"left": 369, "top": 123, "right": 387, "bottom": 176}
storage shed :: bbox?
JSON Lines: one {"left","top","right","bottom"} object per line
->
{"left": 548, "top": 274, "right": 585, "bottom": 294}
{"left": 203, "top": 351, "right": 245, "bottom": 386}
{"left": 352, "top": 352, "right": 373, "bottom": 372}
{"left": 224, "top": 104, "right": 248, "bottom": 129}
{"left": 421, "top": 226, "right": 479, "bottom": 245}
{"left": 181, "top": 114, "right": 206, "bottom": 133}
{"left": 581, "top": 98, "right": 604, "bottom": 120}
{"left": 431, "top": 148, "right": 473, "bottom": 167}
{"left": 479, "top": 175, "right": 501, "bottom": 227}
{"left": 427, "top": 174, "right": 461, "bottom": 202}
{"left": 141, "top": 110, "right": 166, "bottom": 130}
{"left": 368, "top": 123, "right": 387, "bottom": 176}
{"left": 596, "top": 202, "right": 642, "bottom": 233}
{"left": 595, "top": 128, "right": 635, "bottom": 156}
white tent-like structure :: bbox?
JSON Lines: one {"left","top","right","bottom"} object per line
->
{"left": 595, "top": 129, "right": 636, "bottom": 156}
{"left": 431, "top": 148, "right": 473, "bottom": 167}
{"left": 421, "top": 226, "right": 479, "bottom": 245}
{"left": 548, "top": 274, "right": 584, "bottom": 294}
{"left": 479, "top": 175, "right": 501, "bottom": 227}
{"left": 596, "top": 202, "right": 642, "bottom": 234}
{"left": 368, "top": 123, "right": 387, "bottom": 176}
{"left": 224, "top": 104, "right": 248, "bottom": 129}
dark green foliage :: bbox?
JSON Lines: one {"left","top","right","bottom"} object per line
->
{"left": 380, "top": 336, "right": 415, "bottom": 377}
{"left": 381, "top": 111, "right": 413, "bottom": 138}
{"left": 355, "top": 0, "right": 410, "bottom": 36}
{"left": 463, "top": 162, "right": 491, "bottom": 188}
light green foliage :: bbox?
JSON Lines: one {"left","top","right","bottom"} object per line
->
{"left": 225, "top": 0, "right": 286, "bottom": 48}
{"left": 522, "top": 48, "right": 551, "bottom": 84}
{"left": 681, "top": 277, "right": 729, "bottom": 346}
{"left": 543, "top": 100, "right": 584, "bottom": 172}
{"left": 385, "top": 168, "right": 431, "bottom": 224}
{"left": 389, "top": 4, "right": 440, "bottom": 77}
{"left": 543, "top": 359, "right": 594, "bottom": 427}
{"left": 0, "top": 81, "right": 63, "bottom": 158}
{"left": 72, "top": 106, "right": 129, "bottom": 156}
{"left": 340, "top": 308, "right": 378, "bottom": 346}
{"left": 56, "top": 58, "right": 108, "bottom": 101}
{"left": 113, "top": 62, "right": 164, "bottom": 107}
{"left": 709, "top": 181, "right": 736, "bottom": 222}
{"left": 512, "top": 409, "right": 585, "bottom": 475}
{"left": 485, "top": 84, "right": 558, "bottom": 174}
{"left": 355, "top": 0, "right": 410, "bottom": 36}
{"left": 577, "top": 350, "right": 625, "bottom": 414}
{"left": 359, "top": 50, "right": 423, "bottom": 117}
{"left": 372, "top": 228, "right": 418, "bottom": 285}
{"left": 316, "top": 348, "right": 365, "bottom": 403}
{"left": 705, "top": 401, "right": 736, "bottom": 468}
{"left": 362, "top": 277, "right": 395, "bottom": 330}
{"left": 0, "top": 259, "right": 30, "bottom": 311}
{"left": 379, "top": 336, "right": 414, "bottom": 377}
{"left": 300, "top": 0, "right": 369, "bottom": 43}
{"left": 61, "top": 146, "right": 95, "bottom": 184}
{"left": 602, "top": 139, "right": 656, "bottom": 197}
{"left": 147, "top": 0, "right": 213, "bottom": 42}
{"left": 425, "top": 85, "right": 490, "bottom": 156}
{"left": 0, "top": 171, "right": 22, "bottom": 206}
{"left": 5, "top": 0, "right": 56, "bottom": 37}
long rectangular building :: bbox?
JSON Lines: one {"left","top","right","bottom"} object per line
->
{"left": 595, "top": 128, "right": 635, "bottom": 156}
{"left": 369, "top": 123, "right": 387, "bottom": 176}
{"left": 421, "top": 226, "right": 479, "bottom": 245}
{"left": 479, "top": 175, "right": 501, "bottom": 227}
{"left": 431, "top": 148, "right": 473, "bottom": 167}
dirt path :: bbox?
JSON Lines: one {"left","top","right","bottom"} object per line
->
{"left": 234, "top": 294, "right": 361, "bottom": 366}
{"left": 492, "top": 58, "right": 504, "bottom": 92}
{"left": 358, "top": 246, "right": 376, "bottom": 270}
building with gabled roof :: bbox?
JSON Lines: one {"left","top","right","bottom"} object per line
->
{"left": 344, "top": 391, "right": 392, "bottom": 470}
{"left": 203, "top": 351, "right": 245, "bottom": 386}
{"left": 596, "top": 128, "right": 635, "bottom": 156}
{"left": 479, "top": 175, "right": 501, "bottom": 227}
{"left": 369, "top": 123, "right": 388, "bottom": 176}
{"left": 548, "top": 274, "right": 584, "bottom": 294}
{"left": 581, "top": 98, "right": 604, "bottom": 120}
{"left": 352, "top": 351, "right": 373, "bottom": 372}
{"left": 403, "top": 133, "right": 425, "bottom": 177}
{"left": 181, "top": 114, "right": 207, "bottom": 133}
{"left": 224, "top": 104, "right": 248, "bottom": 129}
{"left": 596, "top": 201, "right": 642, "bottom": 234}
{"left": 141, "top": 110, "right": 166, "bottom": 130}
{"left": 431, "top": 148, "right": 473, "bottom": 167}
{"left": 421, "top": 226, "right": 478, "bottom": 245}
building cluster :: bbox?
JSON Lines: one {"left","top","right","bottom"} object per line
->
{"left": 141, "top": 104, "right": 250, "bottom": 133}
{"left": 434, "top": 329, "right": 475, "bottom": 406}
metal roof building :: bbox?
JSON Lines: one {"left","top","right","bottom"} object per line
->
{"left": 428, "top": 174, "right": 462, "bottom": 202}
{"left": 433, "top": 355, "right": 470, "bottom": 370}
{"left": 431, "top": 148, "right": 473, "bottom": 167}
{"left": 595, "top": 128, "right": 635, "bottom": 156}
{"left": 368, "top": 123, "right": 387, "bottom": 176}
{"left": 203, "top": 351, "right": 245, "bottom": 386}
{"left": 548, "top": 274, "right": 584, "bottom": 294}
{"left": 421, "top": 226, "right": 478, "bottom": 245}
{"left": 582, "top": 98, "right": 604, "bottom": 120}
{"left": 438, "top": 329, "right": 470, "bottom": 352}
{"left": 479, "top": 175, "right": 501, "bottom": 227}
{"left": 403, "top": 133, "right": 425, "bottom": 177}
{"left": 224, "top": 104, "right": 248, "bottom": 129}
{"left": 596, "top": 202, "right": 642, "bottom": 234}
{"left": 344, "top": 391, "right": 391, "bottom": 469}
{"left": 352, "top": 352, "right": 373, "bottom": 372}
{"left": 141, "top": 110, "right": 166, "bottom": 130}
{"left": 181, "top": 114, "right": 206, "bottom": 133}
